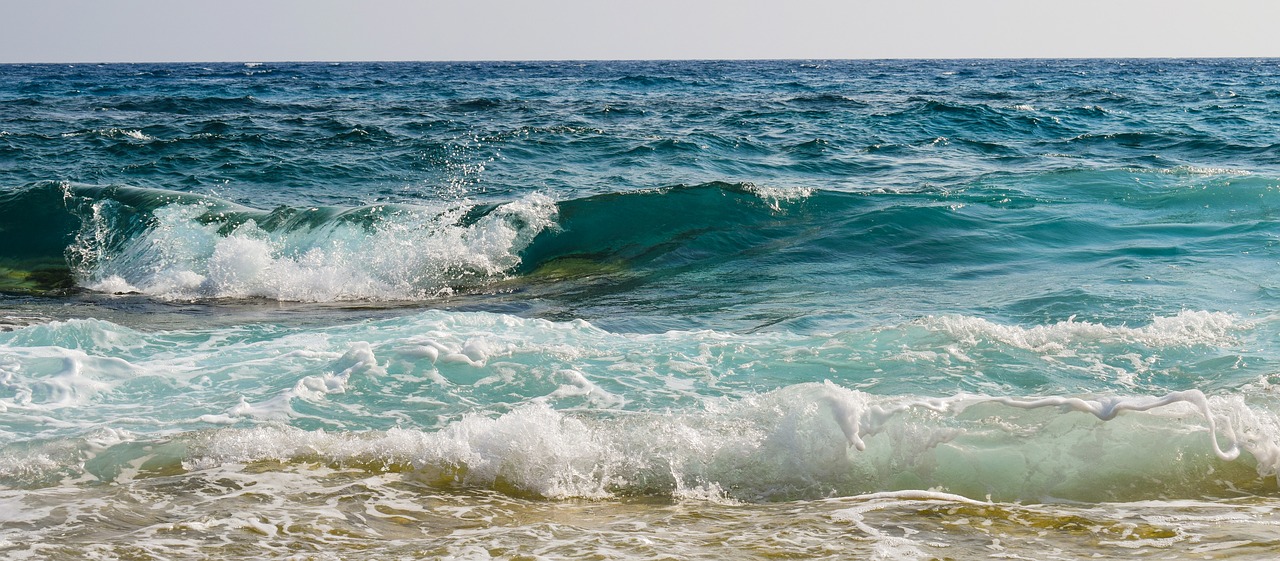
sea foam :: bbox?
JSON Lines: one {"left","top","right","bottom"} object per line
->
{"left": 76, "top": 194, "right": 556, "bottom": 301}
{"left": 160, "top": 383, "right": 1280, "bottom": 502}
{"left": 922, "top": 310, "right": 1242, "bottom": 351}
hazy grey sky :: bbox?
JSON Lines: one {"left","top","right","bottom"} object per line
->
{"left": 2, "top": 0, "right": 1276, "bottom": 63}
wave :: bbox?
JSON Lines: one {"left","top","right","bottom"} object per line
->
{"left": 784, "top": 93, "right": 870, "bottom": 107}
{"left": 0, "top": 310, "right": 1272, "bottom": 502}
{"left": 0, "top": 309, "right": 1250, "bottom": 406}
{"left": 185, "top": 385, "right": 1277, "bottom": 503}
{"left": 2, "top": 382, "right": 1276, "bottom": 503}
{"left": 83, "top": 192, "right": 554, "bottom": 301}
{"left": 872, "top": 98, "right": 1057, "bottom": 138}
{"left": 0, "top": 182, "right": 557, "bottom": 299}
{"left": 516, "top": 181, "right": 823, "bottom": 273}
{"left": 0, "top": 182, "right": 824, "bottom": 300}
{"left": 0, "top": 174, "right": 1274, "bottom": 302}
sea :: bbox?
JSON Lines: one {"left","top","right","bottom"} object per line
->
{"left": 1, "top": 59, "right": 1279, "bottom": 559}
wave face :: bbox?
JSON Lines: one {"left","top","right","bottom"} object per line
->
{"left": 4, "top": 59, "right": 1280, "bottom": 559}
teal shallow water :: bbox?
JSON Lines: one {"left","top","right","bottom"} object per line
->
{"left": 2, "top": 59, "right": 1280, "bottom": 559}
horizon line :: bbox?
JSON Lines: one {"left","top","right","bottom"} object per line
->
{"left": 3, "top": 56, "right": 1278, "bottom": 66}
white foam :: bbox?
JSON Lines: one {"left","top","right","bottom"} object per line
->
{"left": 922, "top": 310, "right": 1240, "bottom": 352}
{"left": 0, "top": 347, "right": 139, "bottom": 409}
{"left": 828, "top": 490, "right": 988, "bottom": 559}
{"left": 167, "top": 377, "right": 1280, "bottom": 503}
{"left": 60, "top": 128, "right": 151, "bottom": 140}
{"left": 199, "top": 342, "right": 386, "bottom": 422}
{"left": 441, "top": 546, "right": 494, "bottom": 561}
{"left": 741, "top": 183, "right": 814, "bottom": 211}
{"left": 984, "top": 391, "right": 1241, "bottom": 461}
{"left": 293, "top": 342, "right": 381, "bottom": 400}
{"left": 544, "top": 368, "right": 626, "bottom": 408}
{"left": 846, "top": 489, "right": 988, "bottom": 504}
{"left": 815, "top": 378, "right": 1260, "bottom": 467}
{"left": 1142, "top": 165, "right": 1253, "bottom": 176}
{"left": 29, "top": 357, "right": 112, "bottom": 407}
{"left": 87, "top": 275, "right": 139, "bottom": 294}
{"left": 75, "top": 194, "right": 558, "bottom": 301}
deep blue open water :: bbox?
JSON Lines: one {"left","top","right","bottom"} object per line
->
{"left": 2, "top": 59, "right": 1280, "bottom": 559}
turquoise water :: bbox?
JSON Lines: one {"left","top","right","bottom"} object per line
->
{"left": 2, "top": 59, "right": 1280, "bottom": 559}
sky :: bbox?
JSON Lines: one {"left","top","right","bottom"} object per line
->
{"left": 1, "top": 0, "right": 1277, "bottom": 63}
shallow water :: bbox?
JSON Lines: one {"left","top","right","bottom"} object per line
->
{"left": 2, "top": 59, "right": 1280, "bottom": 559}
